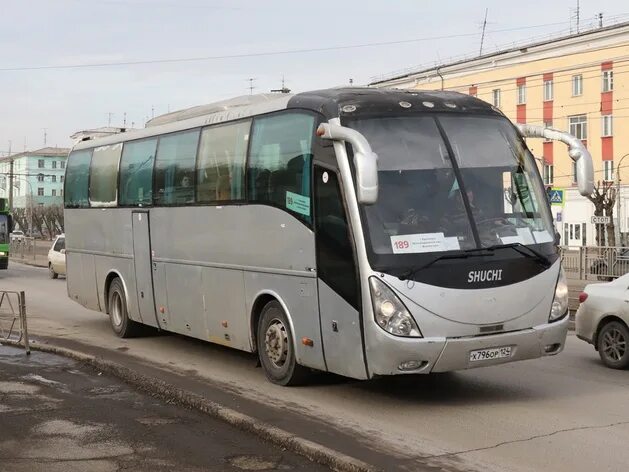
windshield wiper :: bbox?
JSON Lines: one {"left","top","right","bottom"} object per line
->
{"left": 475, "top": 242, "right": 551, "bottom": 269}
{"left": 400, "top": 242, "right": 551, "bottom": 280}
{"left": 400, "top": 250, "right": 494, "bottom": 281}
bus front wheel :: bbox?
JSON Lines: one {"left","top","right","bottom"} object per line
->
{"left": 257, "top": 301, "right": 310, "bottom": 386}
{"left": 108, "top": 278, "right": 141, "bottom": 338}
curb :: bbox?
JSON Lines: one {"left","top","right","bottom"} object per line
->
{"left": 9, "top": 259, "right": 48, "bottom": 269}
{"left": 2, "top": 339, "right": 379, "bottom": 472}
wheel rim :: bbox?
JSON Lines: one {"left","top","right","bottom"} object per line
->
{"left": 111, "top": 292, "right": 123, "bottom": 328}
{"left": 602, "top": 327, "right": 627, "bottom": 362}
{"left": 264, "top": 318, "right": 288, "bottom": 368}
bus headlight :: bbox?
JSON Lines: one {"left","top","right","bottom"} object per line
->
{"left": 549, "top": 268, "right": 569, "bottom": 322}
{"left": 369, "top": 277, "right": 422, "bottom": 337}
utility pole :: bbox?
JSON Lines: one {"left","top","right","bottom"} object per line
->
{"left": 598, "top": 12, "right": 604, "bottom": 28}
{"left": 7, "top": 141, "right": 13, "bottom": 211}
{"left": 123, "top": 112, "right": 127, "bottom": 127}
{"left": 617, "top": 153, "right": 629, "bottom": 246}
{"left": 248, "top": 78, "right": 256, "bottom": 95}
{"left": 576, "top": 0, "right": 580, "bottom": 33}
{"left": 42, "top": 128, "right": 47, "bottom": 147}
{"left": 479, "top": 8, "right": 489, "bottom": 56}
{"left": 107, "top": 112, "right": 114, "bottom": 127}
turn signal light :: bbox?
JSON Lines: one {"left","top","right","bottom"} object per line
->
{"left": 578, "top": 292, "right": 588, "bottom": 303}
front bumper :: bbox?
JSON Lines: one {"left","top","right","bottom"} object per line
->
{"left": 367, "top": 315, "right": 569, "bottom": 376}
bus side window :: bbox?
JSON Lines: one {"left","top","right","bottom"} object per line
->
{"left": 248, "top": 112, "right": 315, "bottom": 224}
{"left": 154, "top": 130, "right": 199, "bottom": 206}
{"left": 119, "top": 138, "right": 157, "bottom": 206}
{"left": 196, "top": 120, "right": 250, "bottom": 203}
{"left": 64, "top": 149, "right": 93, "bottom": 208}
{"left": 90, "top": 143, "right": 122, "bottom": 207}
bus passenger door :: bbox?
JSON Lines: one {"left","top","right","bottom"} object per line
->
{"left": 131, "top": 211, "right": 159, "bottom": 328}
{"left": 314, "top": 166, "right": 368, "bottom": 379}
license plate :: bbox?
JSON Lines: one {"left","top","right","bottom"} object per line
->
{"left": 469, "top": 346, "right": 512, "bottom": 362}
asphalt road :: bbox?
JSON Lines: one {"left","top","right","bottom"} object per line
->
{"left": 2, "top": 262, "right": 629, "bottom": 472}
{"left": 0, "top": 345, "right": 327, "bottom": 472}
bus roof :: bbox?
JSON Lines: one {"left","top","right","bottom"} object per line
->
{"left": 72, "top": 87, "right": 500, "bottom": 152}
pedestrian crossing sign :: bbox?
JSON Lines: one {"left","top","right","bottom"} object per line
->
{"left": 548, "top": 188, "right": 564, "bottom": 206}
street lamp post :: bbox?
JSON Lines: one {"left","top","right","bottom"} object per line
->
{"left": 617, "top": 153, "right": 629, "bottom": 247}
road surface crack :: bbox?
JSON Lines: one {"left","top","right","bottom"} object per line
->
{"left": 426, "top": 419, "right": 629, "bottom": 459}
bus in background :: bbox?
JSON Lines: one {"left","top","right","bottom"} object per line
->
{"left": 0, "top": 198, "right": 11, "bottom": 269}
{"left": 64, "top": 88, "right": 593, "bottom": 385}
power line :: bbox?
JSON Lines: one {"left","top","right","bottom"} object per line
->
{"left": 0, "top": 20, "right": 579, "bottom": 72}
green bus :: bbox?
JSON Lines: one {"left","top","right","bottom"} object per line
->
{"left": 0, "top": 198, "right": 10, "bottom": 269}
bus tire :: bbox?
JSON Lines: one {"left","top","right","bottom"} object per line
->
{"left": 48, "top": 263, "right": 58, "bottom": 279}
{"left": 108, "top": 278, "right": 141, "bottom": 338}
{"left": 257, "top": 300, "right": 310, "bottom": 386}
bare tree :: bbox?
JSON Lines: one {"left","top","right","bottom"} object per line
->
{"left": 586, "top": 181, "right": 617, "bottom": 246}
{"left": 50, "top": 204, "right": 64, "bottom": 233}
{"left": 12, "top": 208, "right": 28, "bottom": 233}
{"left": 42, "top": 206, "right": 56, "bottom": 239}
{"left": 31, "top": 206, "right": 45, "bottom": 239}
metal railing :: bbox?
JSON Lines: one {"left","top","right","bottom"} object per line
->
{"left": 0, "top": 290, "right": 30, "bottom": 354}
{"left": 9, "top": 237, "right": 51, "bottom": 265}
{"left": 559, "top": 246, "right": 629, "bottom": 281}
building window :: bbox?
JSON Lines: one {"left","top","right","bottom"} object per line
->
{"left": 602, "top": 115, "right": 613, "bottom": 137}
{"left": 37, "top": 173, "right": 44, "bottom": 182}
{"left": 60, "top": 161, "right": 65, "bottom": 169}
{"left": 602, "top": 70, "right": 613, "bottom": 92}
{"left": 572, "top": 74, "right": 583, "bottom": 96}
{"left": 52, "top": 161, "right": 57, "bottom": 169}
{"left": 517, "top": 84, "right": 526, "bottom": 104}
{"left": 569, "top": 114, "right": 587, "bottom": 140}
{"left": 51, "top": 175, "right": 57, "bottom": 183}
{"left": 572, "top": 161, "right": 578, "bottom": 183}
{"left": 60, "top": 175, "right": 64, "bottom": 183}
{"left": 37, "top": 187, "right": 44, "bottom": 196}
{"left": 492, "top": 89, "right": 501, "bottom": 108}
{"left": 604, "top": 161, "right": 614, "bottom": 182}
{"left": 543, "top": 80, "right": 553, "bottom": 101}
{"left": 38, "top": 159, "right": 45, "bottom": 169}
{"left": 60, "top": 189, "right": 63, "bottom": 196}
{"left": 52, "top": 189, "right": 57, "bottom": 197}
{"left": 543, "top": 164, "right": 553, "bottom": 185}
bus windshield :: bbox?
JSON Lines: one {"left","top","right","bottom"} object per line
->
{"left": 348, "top": 115, "right": 555, "bottom": 259}
{"left": 0, "top": 215, "right": 8, "bottom": 245}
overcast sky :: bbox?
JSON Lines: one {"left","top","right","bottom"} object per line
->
{"left": 1, "top": 0, "right": 627, "bottom": 153}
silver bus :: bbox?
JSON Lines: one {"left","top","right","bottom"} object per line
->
{"left": 64, "top": 88, "right": 593, "bottom": 385}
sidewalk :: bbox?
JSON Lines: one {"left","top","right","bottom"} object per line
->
{"left": 0, "top": 344, "right": 328, "bottom": 472}
{"left": 9, "top": 254, "right": 48, "bottom": 268}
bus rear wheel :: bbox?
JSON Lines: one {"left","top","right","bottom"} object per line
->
{"left": 108, "top": 278, "right": 141, "bottom": 338}
{"left": 257, "top": 301, "right": 310, "bottom": 386}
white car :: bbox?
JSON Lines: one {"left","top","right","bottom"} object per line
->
{"left": 10, "top": 230, "right": 24, "bottom": 242}
{"left": 576, "top": 273, "right": 629, "bottom": 369}
{"left": 48, "top": 234, "right": 66, "bottom": 279}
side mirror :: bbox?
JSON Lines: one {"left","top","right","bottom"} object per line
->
{"left": 60, "top": 249, "right": 66, "bottom": 254}
{"left": 516, "top": 123, "right": 594, "bottom": 196}
{"left": 317, "top": 123, "right": 379, "bottom": 204}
